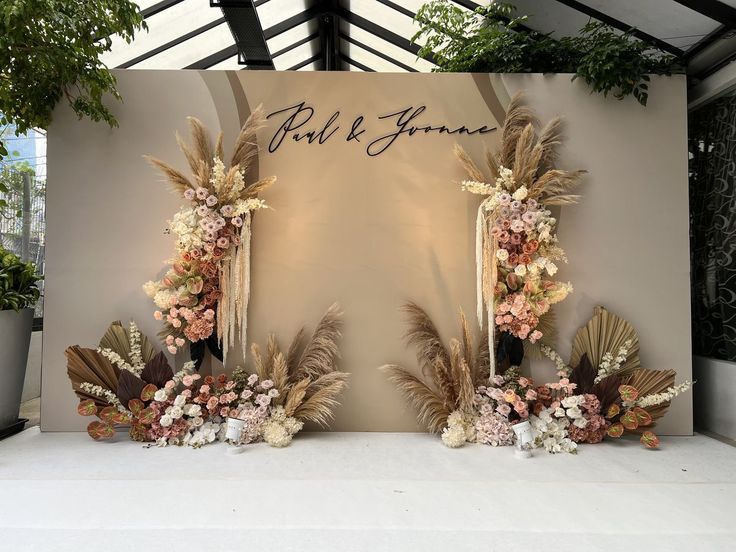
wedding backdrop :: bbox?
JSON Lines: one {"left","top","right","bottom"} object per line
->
{"left": 41, "top": 71, "right": 691, "bottom": 435}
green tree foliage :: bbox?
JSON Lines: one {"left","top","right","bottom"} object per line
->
{"left": 0, "top": 0, "right": 146, "bottom": 157}
{"left": 413, "top": 1, "right": 681, "bottom": 106}
{"left": 0, "top": 245, "right": 41, "bottom": 310}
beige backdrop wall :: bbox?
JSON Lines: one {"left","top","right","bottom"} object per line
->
{"left": 42, "top": 71, "right": 692, "bottom": 434}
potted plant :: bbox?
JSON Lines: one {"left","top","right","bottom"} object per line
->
{"left": 0, "top": 245, "right": 41, "bottom": 435}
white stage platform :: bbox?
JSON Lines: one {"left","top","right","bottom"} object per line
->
{"left": 1, "top": 429, "right": 735, "bottom": 551}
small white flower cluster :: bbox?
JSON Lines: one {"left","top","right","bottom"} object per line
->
{"left": 530, "top": 409, "right": 578, "bottom": 454}
{"left": 97, "top": 347, "right": 137, "bottom": 376}
{"left": 180, "top": 421, "right": 226, "bottom": 449}
{"left": 440, "top": 410, "right": 477, "bottom": 448}
{"left": 261, "top": 405, "right": 304, "bottom": 448}
{"left": 128, "top": 321, "right": 143, "bottom": 369}
{"left": 233, "top": 197, "right": 267, "bottom": 216}
{"left": 559, "top": 396, "right": 588, "bottom": 429}
{"left": 636, "top": 381, "right": 693, "bottom": 408}
{"left": 496, "top": 166, "right": 515, "bottom": 189}
{"left": 541, "top": 345, "right": 570, "bottom": 376}
{"left": 79, "top": 382, "right": 125, "bottom": 412}
{"left": 460, "top": 180, "right": 493, "bottom": 195}
{"left": 594, "top": 340, "right": 633, "bottom": 384}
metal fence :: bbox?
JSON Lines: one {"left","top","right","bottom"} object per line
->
{"left": 0, "top": 175, "right": 45, "bottom": 319}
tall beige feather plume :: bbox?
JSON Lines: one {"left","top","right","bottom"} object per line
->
{"left": 231, "top": 105, "right": 266, "bottom": 170}
{"left": 454, "top": 144, "right": 486, "bottom": 182}
{"left": 296, "top": 303, "right": 343, "bottom": 380}
{"left": 187, "top": 117, "right": 213, "bottom": 171}
{"left": 143, "top": 156, "right": 194, "bottom": 195}
{"left": 379, "top": 364, "right": 450, "bottom": 433}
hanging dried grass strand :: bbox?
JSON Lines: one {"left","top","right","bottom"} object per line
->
{"left": 239, "top": 212, "right": 252, "bottom": 358}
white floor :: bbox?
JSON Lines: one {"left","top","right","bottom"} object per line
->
{"left": 1, "top": 429, "right": 735, "bottom": 551}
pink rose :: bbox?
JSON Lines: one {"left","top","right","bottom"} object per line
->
{"left": 165, "top": 335, "right": 175, "bottom": 345}
{"left": 206, "top": 396, "right": 218, "bottom": 411}
{"left": 167, "top": 345, "right": 177, "bottom": 355}
{"left": 182, "top": 375, "right": 193, "bottom": 387}
{"left": 175, "top": 337, "right": 185, "bottom": 347}
{"left": 154, "top": 311, "right": 163, "bottom": 321}
{"left": 165, "top": 380, "right": 175, "bottom": 390}
{"left": 199, "top": 385, "right": 210, "bottom": 394}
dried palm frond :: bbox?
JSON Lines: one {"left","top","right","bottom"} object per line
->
{"left": 143, "top": 156, "right": 193, "bottom": 194}
{"left": 570, "top": 306, "right": 641, "bottom": 378}
{"left": 454, "top": 144, "right": 486, "bottom": 182}
{"left": 380, "top": 365, "right": 450, "bottom": 433}
{"left": 380, "top": 303, "right": 486, "bottom": 433}
{"left": 500, "top": 92, "right": 537, "bottom": 168}
{"left": 231, "top": 105, "right": 266, "bottom": 170}
{"left": 66, "top": 346, "right": 120, "bottom": 408}
{"left": 624, "top": 368, "right": 676, "bottom": 423}
{"left": 296, "top": 303, "right": 343, "bottom": 380}
{"left": 247, "top": 304, "right": 349, "bottom": 427}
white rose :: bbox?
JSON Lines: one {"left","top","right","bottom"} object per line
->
{"left": 154, "top": 389, "right": 168, "bottom": 402}
{"left": 554, "top": 407, "right": 566, "bottom": 418}
{"left": 160, "top": 414, "right": 173, "bottom": 428}
{"left": 174, "top": 395, "right": 186, "bottom": 407}
{"left": 573, "top": 417, "right": 588, "bottom": 429}
{"left": 192, "top": 416, "right": 204, "bottom": 427}
{"left": 546, "top": 262, "right": 558, "bottom": 276}
{"left": 185, "top": 404, "right": 202, "bottom": 418}
{"left": 496, "top": 249, "right": 509, "bottom": 261}
{"left": 566, "top": 406, "right": 583, "bottom": 419}
{"left": 514, "top": 264, "right": 527, "bottom": 277}
{"left": 512, "top": 185, "right": 528, "bottom": 201}
{"left": 170, "top": 406, "right": 184, "bottom": 419}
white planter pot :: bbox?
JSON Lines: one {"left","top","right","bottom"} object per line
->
{"left": 0, "top": 308, "right": 33, "bottom": 429}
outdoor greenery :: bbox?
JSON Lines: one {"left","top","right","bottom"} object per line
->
{"left": 0, "top": 0, "right": 146, "bottom": 158}
{"left": 0, "top": 162, "right": 39, "bottom": 218}
{"left": 0, "top": 245, "right": 41, "bottom": 310}
{"left": 413, "top": 1, "right": 681, "bottom": 106}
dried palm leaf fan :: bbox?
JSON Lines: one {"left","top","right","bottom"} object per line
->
{"left": 570, "top": 306, "right": 641, "bottom": 378}
{"left": 454, "top": 93, "right": 585, "bottom": 376}
{"left": 145, "top": 107, "right": 276, "bottom": 364}
{"left": 245, "top": 303, "right": 349, "bottom": 427}
{"left": 66, "top": 346, "right": 120, "bottom": 409}
{"left": 99, "top": 321, "right": 157, "bottom": 365}
{"left": 379, "top": 303, "right": 489, "bottom": 433}
{"left": 624, "top": 368, "right": 676, "bottom": 424}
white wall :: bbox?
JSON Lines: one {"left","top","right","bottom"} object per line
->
{"left": 42, "top": 71, "right": 693, "bottom": 434}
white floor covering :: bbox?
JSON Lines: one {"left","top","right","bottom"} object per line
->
{"left": 1, "top": 429, "right": 735, "bottom": 551}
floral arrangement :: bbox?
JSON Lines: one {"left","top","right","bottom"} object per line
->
{"left": 143, "top": 108, "right": 275, "bottom": 365}
{"left": 382, "top": 303, "right": 692, "bottom": 453}
{"left": 454, "top": 93, "right": 584, "bottom": 374}
{"left": 66, "top": 305, "right": 349, "bottom": 448}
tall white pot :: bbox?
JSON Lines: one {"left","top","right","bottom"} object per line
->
{"left": 0, "top": 308, "right": 33, "bottom": 429}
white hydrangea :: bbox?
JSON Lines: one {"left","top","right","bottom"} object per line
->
{"left": 169, "top": 208, "right": 205, "bottom": 252}
{"left": 441, "top": 423, "right": 467, "bottom": 448}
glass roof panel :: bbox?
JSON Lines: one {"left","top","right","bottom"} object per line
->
{"left": 273, "top": 37, "right": 320, "bottom": 70}
{"left": 578, "top": 0, "right": 721, "bottom": 51}
{"left": 103, "top": 0, "right": 221, "bottom": 68}
{"left": 340, "top": 21, "right": 435, "bottom": 72}
{"left": 130, "top": 23, "right": 234, "bottom": 69}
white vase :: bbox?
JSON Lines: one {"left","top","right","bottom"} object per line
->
{"left": 0, "top": 308, "right": 33, "bottom": 430}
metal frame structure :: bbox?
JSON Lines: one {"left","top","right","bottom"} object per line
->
{"left": 106, "top": 0, "right": 736, "bottom": 79}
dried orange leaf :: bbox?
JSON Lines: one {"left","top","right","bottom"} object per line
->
{"left": 640, "top": 431, "right": 660, "bottom": 449}
{"left": 128, "top": 398, "right": 145, "bottom": 415}
{"left": 77, "top": 399, "right": 97, "bottom": 416}
{"left": 605, "top": 404, "right": 620, "bottom": 419}
{"left": 607, "top": 423, "right": 624, "bottom": 438}
{"left": 87, "top": 421, "right": 115, "bottom": 441}
{"left": 633, "top": 407, "right": 652, "bottom": 427}
{"left": 141, "top": 383, "right": 157, "bottom": 402}
{"left": 620, "top": 410, "right": 638, "bottom": 430}
{"left": 618, "top": 385, "right": 639, "bottom": 402}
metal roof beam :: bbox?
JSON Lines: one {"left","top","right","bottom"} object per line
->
{"left": 141, "top": 0, "right": 185, "bottom": 19}
{"left": 218, "top": 1, "right": 274, "bottom": 68}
